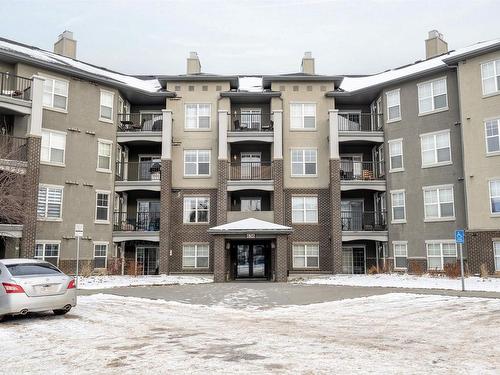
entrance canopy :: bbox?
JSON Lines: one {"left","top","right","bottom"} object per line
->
{"left": 208, "top": 218, "right": 292, "bottom": 235}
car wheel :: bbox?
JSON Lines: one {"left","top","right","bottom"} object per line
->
{"left": 53, "top": 308, "right": 71, "bottom": 316}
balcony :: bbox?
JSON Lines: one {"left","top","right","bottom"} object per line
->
{"left": 115, "top": 161, "right": 161, "bottom": 192}
{"left": 227, "top": 161, "right": 274, "bottom": 191}
{"left": 340, "top": 160, "right": 386, "bottom": 191}
{"left": 338, "top": 113, "right": 384, "bottom": 143}
{"left": 341, "top": 210, "right": 388, "bottom": 242}
{"left": 113, "top": 211, "right": 160, "bottom": 242}
{"left": 0, "top": 72, "right": 32, "bottom": 102}
{"left": 227, "top": 210, "right": 274, "bottom": 223}
{"left": 116, "top": 113, "right": 163, "bottom": 143}
{"left": 227, "top": 113, "right": 274, "bottom": 143}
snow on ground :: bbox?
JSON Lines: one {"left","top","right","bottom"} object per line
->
{"left": 1, "top": 293, "right": 499, "bottom": 374}
{"left": 296, "top": 273, "right": 500, "bottom": 292}
{"left": 77, "top": 275, "right": 213, "bottom": 290}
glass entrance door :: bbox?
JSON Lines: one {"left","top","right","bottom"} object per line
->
{"left": 235, "top": 242, "right": 268, "bottom": 279}
{"left": 136, "top": 247, "right": 159, "bottom": 275}
{"left": 342, "top": 247, "right": 366, "bottom": 274}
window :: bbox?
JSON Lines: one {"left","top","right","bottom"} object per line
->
{"left": 97, "top": 140, "right": 112, "bottom": 172}
{"left": 99, "top": 90, "right": 114, "bottom": 121}
{"left": 95, "top": 191, "right": 110, "bottom": 223}
{"left": 386, "top": 89, "right": 401, "bottom": 122}
{"left": 184, "top": 150, "right": 210, "bottom": 176}
{"left": 388, "top": 139, "right": 404, "bottom": 172}
{"left": 94, "top": 242, "right": 108, "bottom": 269}
{"left": 182, "top": 244, "right": 209, "bottom": 268}
{"left": 481, "top": 59, "right": 500, "bottom": 95}
{"left": 418, "top": 78, "right": 448, "bottom": 114}
{"left": 390, "top": 190, "right": 406, "bottom": 223}
{"left": 423, "top": 185, "right": 455, "bottom": 220}
{"left": 37, "top": 185, "right": 63, "bottom": 220}
{"left": 485, "top": 118, "right": 500, "bottom": 154}
{"left": 293, "top": 244, "right": 319, "bottom": 268}
{"left": 42, "top": 77, "right": 68, "bottom": 111}
{"left": 290, "top": 103, "right": 316, "bottom": 129}
{"left": 292, "top": 196, "right": 318, "bottom": 223}
{"left": 420, "top": 130, "right": 451, "bottom": 167}
{"left": 291, "top": 149, "right": 317, "bottom": 176}
{"left": 427, "top": 241, "right": 457, "bottom": 270}
{"left": 490, "top": 180, "right": 500, "bottom": 214}
{"left": 41, "top": 130, "right": 66, "bottom": 165}
{"left": 34, "top": 242, "right": 60, "bottom": 266}
{"left": 183, "top": 197, "right": 209, "bottom": 223}
{"left": 241, "top": 198, "right": 261, "bottom": 212}
{"left": 185, "top": 104, "right": 211, "bottom": 129}
{"left": 494, "top": 241, "right": 500, "bottom": 272}
{"left": 393, "top": 242, "right": 408, "bottom": 270}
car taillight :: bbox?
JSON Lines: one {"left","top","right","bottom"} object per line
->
{"left": 2, "top": 282, "right": 25, "bottom": 294}
{"left": 67, "top": 279, "right": 76, "bottom": 289}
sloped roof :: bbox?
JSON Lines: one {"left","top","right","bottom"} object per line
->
{"left": 208, "top": 218, "right": 293, "bottom": 234}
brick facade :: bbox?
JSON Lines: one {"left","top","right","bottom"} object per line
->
{"left": 213, "top": 235, "right": 226, "bottom": 282}
{"left": 329, "top": 159, "right": 343, "bottom": 273}
{"left": 159, "top": 159, "right": 172, "bottom": 274}
{"left": 273, "top": 159, "right": 284, "bottom": 225}
{"left": 466, "top": 230, "right": 500, "bottom": 274}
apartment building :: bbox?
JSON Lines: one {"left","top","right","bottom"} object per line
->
{"left": 0, "top": 31, "right": 499, "bottom": 280}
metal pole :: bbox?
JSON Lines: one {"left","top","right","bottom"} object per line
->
{"left": 459, "top": 243, "right": 465, "bottom": 292}
{"left": 75, "top": 236, "right": 80, "bottom": 288}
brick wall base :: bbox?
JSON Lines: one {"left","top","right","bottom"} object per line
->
{"left": 466, "top": 230, "right": 499, "bottom": 274}
{"left": 159, "top": 160, "right": 172, "bottom": 274}
{"left": 329, "top": 159, "right": 342, "bottom": 273}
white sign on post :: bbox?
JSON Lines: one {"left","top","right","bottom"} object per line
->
{"left": 75, "top": 224, "right": 84, "bottom": 237}
{"left": 74, "top": 224, "right": 84, "bottom": 288}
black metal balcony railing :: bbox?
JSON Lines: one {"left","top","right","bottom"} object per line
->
{"left": 338, "top": 113, "right": 383, "bottom": 132}
{"left": 341, "top": 210, "right": 387, "bottom": 231}
{"left": 229, "top": 161, "right": 273, "bottom": 180}
{"left": 113, "top": 212, "right": 160, "bottom": 232}
{"left": 0, "top": 135, "right": 28, "bottom": 162}
{"left": 230, "top": 113, "right": 273, "bottom": 132}
{"left": 0, "top": 72, "right": 32, "bottom": 101}
{"left": 117, "top": 113, "right": 163, "bottom": 132}
{"left": 115, "top": 161, "right": 161, "bottom": 182}
{"left": 340, "top": 160, "right": 385, "bottom": 181}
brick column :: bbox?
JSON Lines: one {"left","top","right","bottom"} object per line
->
{"left": 275, "top": 234, "right": 288, "bottom": 282}
{"left": 273, "top": 159, "right": 284, "bottom": 225}
{"left": 329, "top": 159, "right": 342, "bottom": 273}
{"left": 159, "top": 159, "right": 172, "bottom": 274}
{"left": 213, "top": 235, "right": 226, "bottom": 282}
{"left": 216, "top": 160, "right": 227, "bottom": 225}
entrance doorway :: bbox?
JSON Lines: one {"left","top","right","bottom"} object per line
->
{"left": 342, "top": 246, "right": 366, "bottom": 274}
{"left": 232, "top": 241, "right": 270, "bottom": 279}
{"left": 135, "top": 246, "right": 159, "bottom": 275}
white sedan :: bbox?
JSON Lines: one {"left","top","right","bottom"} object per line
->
{"left": 0, "top": 259, "right": 77, "bottom": 321}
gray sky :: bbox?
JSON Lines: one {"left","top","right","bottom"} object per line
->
{"left": 1, "top": 0, "right": 499, "bottom": 76}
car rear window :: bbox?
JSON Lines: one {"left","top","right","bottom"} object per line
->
{"left": 6, "top": 263, "right": 62, "bottom": 276}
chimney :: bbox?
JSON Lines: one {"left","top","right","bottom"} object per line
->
{"left": 425, "top": 30, "right": 448, "bottom": 59}
{"left": 301, "top": 51, "right": 315, "bottom": 75}
{"left": 187, "top": 52, "right": 201, "bottom": 75}
{"left": 54, "top": 30, "right": 77, "bottom": 59}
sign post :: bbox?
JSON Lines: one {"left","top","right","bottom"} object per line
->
{"left": 74, "top": 224, "right": 84, "bottom": 288}
{"left": 455, "top": 229, "right": 465, "bottom": 292}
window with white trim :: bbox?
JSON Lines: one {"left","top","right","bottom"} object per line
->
{"left": 427, "top": 241, "right": 457, "bottom": 270}
{"left": 291, "top": 149, "right": 317, "bottom": 176}
{"left": 393, "top": 242, "right": 408, "bottom": 270}
{"left": 94, "top": 242, "right": 108, "bottom": 269}
{"left": 485, "top": 118, "right": 500, "bottom": 154}
{"left": 184, "top": 150, "right": 210, "bottom": 176}
{"left": 42, "top": 77, "right": 68, "bottom": 111}
{"left": 420, "top": 130, "right": 451, "bottom": 167}
{"left": 35, "top": 242, "right": 60, "bottom": 266}
{"left": 494, "top": 241, "right": 500, "bottom": 272}
{"left": 292, "top": 196, "right": 318, "bottom": 223}
{"left": 95, "top": 191, "right": 110, "bottom": 222}
{"left": 182, "top": 244, "right": 209, "bottom": 268}
{"left": 390, "top": 190, "right": 406, "bottom": 223}
{"left": 185, "top": 104, "right": 211, "bottom": 129}
{"left": 423, "top": 185, "right": 455, "bottom": 220}
{"left": 41, "top": 130, "right": 66, "bottom": 165}
{"left": 481, "top": 59, "right": 500, "bottom": 95}
{"left": 418, "top": 78, "right": 448, "bottom": 114}
{"left": 386, "top": 89, "right": 401, "bottom": 122}
{"left": 99, "top": 90, "right": 114, "bottom": 121}
{"left": 37, "top": 185, "right": 63, "bottom": 219}
{"left": 293, "top": 244, "right": 319, "bottom": 268}
{"left": 490, "top": 179, "right": 500, "bottom": 214}
{"left": 183, "top": 197, "right": 210, "bottom": 223}
{"left": 290, "top": 103, "right": 316, "bottom": 129}
{"left": 388, "top": 139, "right": 404, "bottom": 171}
{"left": 97, "top": 140, "right": 112, "bottom": 172}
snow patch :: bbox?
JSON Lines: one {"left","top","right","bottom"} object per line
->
{"left": 238, "top": 76, "right": 263, "bottom": 92}
{"left": 77, "top": 274, "right": 213, "bottom": 290}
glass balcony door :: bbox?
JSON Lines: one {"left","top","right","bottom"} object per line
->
{"left": 138, "top": 155, "right": 161, "bottom": 181}
{"left": 241, "top": 152, "right": 261, "bottom": 179}
{"left": 240, "top": 108, "right": 261, "bottom": 130}
{"left": 137, "top": 200, "right": 160, "bottom": 231}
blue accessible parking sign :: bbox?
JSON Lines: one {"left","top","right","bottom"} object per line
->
{"left": 455, "top": 230, "right": 465, "bottom": 244}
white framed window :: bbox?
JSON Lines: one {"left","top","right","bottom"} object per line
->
{"left": 390, "top": 190, "right": 406, "bottom": 223}
{"left": 34, "top": 241, "right": 60, "bottom": 266}
{"left": 292, "top": 196, "right": 318, "bottom": 223}
{"left": 490, "top": 179, "right": 500, "bottom": 215}
{"left": 481, "top": 59, "right": 500, "bottom": 95}
{"left": 420, "top": 130, "right": 451, "bottom": 167}
{"left": 423, "top": 185, "right": 455, "bottom": 221}
{"left": 182, "top": 244, "right": 209, "bottom": 268}
{"left": 426, "top": 241, "right": 457, "bottom": 270}
{"left": 293, "top": 243, "right": 319, "bottom": 268}
{"left": 291, "top": 148, "right": 317, "bottom": 176}
{"left": 93, "top": 242, "right": 108, "bottom": 269}
{"left": 290, "top": 103, "right": 316, "bottom": 129}
{"left": 184, "top": 150, "right": 210, "bottom": 176}
{"left": 388, "top": 139, "right": 404, "bottom": 172}
{"left": 37, "top": 185, "right": 63, "bottom": 220}
{"left": 41, "top": 129, "right": 66, "bottom": 165}
{"left": 95, "top": 190, "right": 110, "bottom": 223}
{"left": 42, "top": 76, "right": 69, "bottom": 111}
{"left": 99, "top": 90, "right": 114, "bottom": 122}
{"left": 393, "top": 241, "right": 408, "bottom": 270}
{"left": 185, "top": 104, "right": 211, "bottom": 129}
{"left": 418, "top": 77, "right": 448, "bottom": 114}
{"left": 183, "top": 196, "right": 210, "bottom": 223}
{"left": 97, "top": 139, "right": 112, "bottom": 172}
{"left": 494, "top": 241, "right": 500, "bottom": 272}
{"left": 485, "top": 118, "right": 500, "bottom": 154}
{"left": 386, "top": 89, "right": 401, "bottom": 122}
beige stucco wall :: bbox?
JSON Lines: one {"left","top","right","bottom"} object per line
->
{"left": 457, "top": 51, "right": 500, "bottom": 230}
